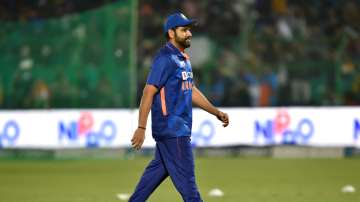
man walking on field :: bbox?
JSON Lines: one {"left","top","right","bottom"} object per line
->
{"left": 129, "top": 12, "right": 229, "bottom": 202}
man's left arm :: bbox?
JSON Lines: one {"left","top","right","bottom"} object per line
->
{"left": 192, "top": 86, "right": 229, "bottom": 127}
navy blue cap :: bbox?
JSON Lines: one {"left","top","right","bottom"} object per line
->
{"left": 164, "top": 12, "right": 196, "bottom": 34}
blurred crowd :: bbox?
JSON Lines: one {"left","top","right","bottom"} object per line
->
{"left": 0, "top": 0, "right": 115, "bottom": 21}
{"left": 137, "top": 0, "right": 360, "bottom": 106}
{"left": 1, "top": 0, "right": 360, "bottom": 109}
{"left": 0, "top": 0, "right": 130, "bottom": 109}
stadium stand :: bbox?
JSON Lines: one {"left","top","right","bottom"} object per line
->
{"left": 0, "top": 0, "right": 359, "bottom": 109}
{"left": 0, "top": 0, "right": 132, "bottom": 109}
{"left": 137, "top": 0, "right": 360, "bottom": 107}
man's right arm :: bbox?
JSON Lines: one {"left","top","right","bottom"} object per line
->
{"left": 131, "top": 84, "right": 158, "bottom": 150}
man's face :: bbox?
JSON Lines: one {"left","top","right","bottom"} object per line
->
{"left": 173, "top": 26, "right": 192, "bottom": 48}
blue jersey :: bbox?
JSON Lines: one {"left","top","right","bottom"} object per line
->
{"left": 147, "top": 42, "right": 194, "bottom": 141}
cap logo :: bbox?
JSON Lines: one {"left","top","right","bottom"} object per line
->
{"left": 180, "top": 13, "right": 188, "bottom": 20}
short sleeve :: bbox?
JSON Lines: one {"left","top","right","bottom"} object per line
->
{"left": 146, "top": 55, "right": 173, "bottom": 89}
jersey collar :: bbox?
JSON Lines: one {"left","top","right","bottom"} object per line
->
{"left": 166, "top": 42, "right": 189, "bottom": 60}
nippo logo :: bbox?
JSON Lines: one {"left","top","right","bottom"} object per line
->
{"left": 58, "top": 112, "right": 116, "bottom": 148}
{"left": 191, "top": 120, "right": 215, "bottom": 147}
{"left": 254, "top": 110, "right": 314, "bottom": 145}
{"left": 0, "top": 120, "right": 20, "bottom": 147}
{"left": 354, "top": 119, "right": 360, "bottom": 142}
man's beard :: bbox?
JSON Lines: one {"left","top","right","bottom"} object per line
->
{"left": 175, "top": 33, "right": 191, "bottom": 49}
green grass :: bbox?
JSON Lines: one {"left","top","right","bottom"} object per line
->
{"left": 0, "top": 158, "right": 359, "bottom": 202}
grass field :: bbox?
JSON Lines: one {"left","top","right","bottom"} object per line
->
{"left": 0, "top": 157, "right": 359, "bottom": 202}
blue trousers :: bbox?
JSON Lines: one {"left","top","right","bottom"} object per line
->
{"left": 129, "top": 136, "right": 202, "bottom": 202}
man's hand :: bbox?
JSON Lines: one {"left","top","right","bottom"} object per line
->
{"left": 131, "top": 84, "right": 157, "bottom": 150}
{"left": 216, "top": 111, "right": 229, "bottom": 127}
{"left": 131, "top": 128, "right": 145, "bottom": 150}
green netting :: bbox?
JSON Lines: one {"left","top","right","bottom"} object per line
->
{"left": 0, "top": 1, "right": 133, "bottom": 108}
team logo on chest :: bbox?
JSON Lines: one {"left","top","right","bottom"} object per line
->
{"left": 179, "top": 61, "right": 186, "bottom": 68}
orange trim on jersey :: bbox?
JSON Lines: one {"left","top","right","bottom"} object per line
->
{"left": 160, "top": 87, "right": 168, "bottom": 116}
{"left": 184, "top": 81, "right": 187, "bottom": 90}
{"left": 182, "top": 52, "right": 190, "bottom": 60}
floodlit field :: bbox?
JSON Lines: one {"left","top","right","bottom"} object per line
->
{"left": 0, "top": 157, "right": 359, "bottom": 202}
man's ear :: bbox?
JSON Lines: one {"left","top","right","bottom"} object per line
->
{"left": 168, "top": 29, "right": 175, "bottom": 39}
